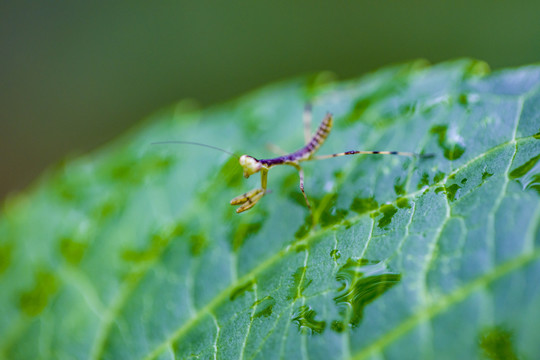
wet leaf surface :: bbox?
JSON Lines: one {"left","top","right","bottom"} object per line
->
{"left": 1, "top": 59, "right": 539, "bottom": 359}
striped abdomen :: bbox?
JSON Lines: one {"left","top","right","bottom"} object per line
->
{"left": 259, "top": 113, "right": 333, "bottom": 166}
{"left": 299, "top": 113, "right": 333, "bottom": 159}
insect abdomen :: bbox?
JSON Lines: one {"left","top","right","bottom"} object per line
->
{"left": 259, "top": 113, "right": 334, "bottom": 166}
{"left": 304, "top": 113, "right": 333, "bottom": 156}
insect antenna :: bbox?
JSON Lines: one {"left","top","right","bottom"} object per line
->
{"left": 151, "top": 141, "right": 239, "bottom": 159}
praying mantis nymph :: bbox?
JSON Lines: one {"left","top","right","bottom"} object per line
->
{"left": 154, "top": 105, "right": 432, "bottom": 215}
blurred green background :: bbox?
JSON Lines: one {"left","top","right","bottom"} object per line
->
{"left": 1, "top": 1, "right": 539, "bottom": 202}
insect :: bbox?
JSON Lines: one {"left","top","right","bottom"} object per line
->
{"left": 154, "top": 105, "right": 432, "bottom": 215}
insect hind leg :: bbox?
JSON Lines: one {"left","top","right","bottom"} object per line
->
{"left": 303, "top": 104, "right": 312, "bottom": 145}
{"left": 311, "top": 150, "right": 422, "bottom": 161}
{"left": 265, "top": 143, "right": 288, "bottom": 156}
{"left": 290, "top": 163, "right": 313, "bottom": 222}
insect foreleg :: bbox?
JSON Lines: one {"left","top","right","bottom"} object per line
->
{"left": 230, "top": 168, "right": 268, "bottom": 213}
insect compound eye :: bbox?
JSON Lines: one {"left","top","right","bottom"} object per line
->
{"left": 239, "top": 155, "right": 261, "bottom": 177}
{"left": 239, "top": 154, "right": 248, "bottom": 164}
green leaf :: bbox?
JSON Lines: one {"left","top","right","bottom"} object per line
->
{"left": 1, "top": 59, "right": 539, "bottom": 359}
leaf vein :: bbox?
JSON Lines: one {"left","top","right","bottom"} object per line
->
{"left": 143, "top": 135, "right": 537, "bottom": 360}
{"left": 351, "top": 248, "right": 540, "bottom": 360}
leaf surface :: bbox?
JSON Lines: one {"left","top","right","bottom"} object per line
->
{"left": 1, "top": 59, "right": 539, "bottom": 360}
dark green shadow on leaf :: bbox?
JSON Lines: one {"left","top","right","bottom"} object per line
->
{"left": 478, "top": 326, "right": 519, "bottom": 360}
{"left": 396, "top": 197, "right": 411, "bottom": 209}
{"left": 287, "top": 266, "right": 312, "bottom": 301}
{"left": 350, "top": 196, "right": 379, "bottom": 215}
{"left": 122, "top": 223, "right": 185, "bottom": 262}
{"left": 230, "top": 221, "right": 264, "bottom": 252}
{"left": 430, "top": 124, "right": 466, "bottom": 160}
{"left": 59, "top": 237, "right": 88, "bottom": 265}
{"left": 0, "top": 242, "right": 13, "bottom": 276}
{"left": 371, "top": 204, "right": 398, "bottom": 228}
{"left": 230, "top": 278, "right": 256, "bottom": 301}
{"left": 19, "top": 270, "right": 59, "bottom": 317}
{"left": 251, "top": 295, "right": 276, "bottom": 319}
